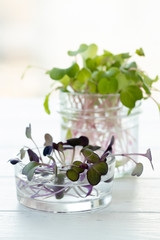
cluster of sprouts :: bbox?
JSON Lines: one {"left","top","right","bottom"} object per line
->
{"left": 9, "top": 124, "right": 153, "bottom": 189}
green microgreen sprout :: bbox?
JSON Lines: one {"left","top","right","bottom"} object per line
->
{"left": 41, "top": 43, "right": 159, "bottom": 114}
{"left": 9, "top": 124, "right": 154, "bottom": 199}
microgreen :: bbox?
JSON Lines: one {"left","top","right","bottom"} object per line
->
{"left": 26, "top": 123, "right": 32, "bottom": 139}
{"left": 22, "top": 161, "right": 40, "bottom": 181}
{"left": 54, "top": 174, "right": 65, "bottom": 199}
{"left": 66, "top": 136, "right": 89, "bottom": 147}
{"left": 43, "top": 145, "right": 53, "bottom": 156}
{"left": 27, "top": 149, "right": 39, "bottom": 162}
{"left": 44, "top": 133, "right": 53, "bottom": 146}
{"left": 131, "top": 163, "right": 143, "bottom": 177}
{"left": 9, "top": 159, "right": 21, "bottom": 165}
{"left": 9, "top": 125, "right": 154, "bottom": 198}
{"left": 43, "top": 44, "right": 159, "bottom": 114}
{"left": 66, "top": 161, "right": 85, "bottom": 182}
{"left": 135, "top": 48, "right": 145, "bottom": 56}
{"left": 20, "top": 148, "right": 26, "bottom": 159}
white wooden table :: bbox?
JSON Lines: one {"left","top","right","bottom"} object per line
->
{"left": 0, "top": 98, "right": 160, "bottom": 240}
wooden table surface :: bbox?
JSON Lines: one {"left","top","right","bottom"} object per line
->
{"left": 0, "top": 98, "right": 160, "bottom": 240}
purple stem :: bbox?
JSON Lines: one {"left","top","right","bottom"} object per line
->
{"left": 113, "top": 149, "right": 154, "bottom": 170}
{"left": 31, "top": 186, "right": 68, "bottom": 198}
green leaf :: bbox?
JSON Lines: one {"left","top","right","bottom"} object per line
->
{"left": 27, "top": 167, "right": 38, "bottom": 181}
{"left": 60, "top": 75, "right": 70, "bottom": 88}
{"left": 81, "top": 148, "right": 100, "bottom": 163}
{"left": 103, "top": 50, "right": 113, "bottom": 56}
{"left": 77, "top": 68, "right": 91, "bottom": 83}
{"left": 124, "top": 61, "right": 137, "bottom": 70}
{"left": 105, "top": 67, "right": 119, "bottom": 78}
{"left": 81, "top": 44, "right": 98, "bottom": 59}
{"left": 66, "top": 128, "right": 72, "bottom": 139}
{"left": 22, "top": 161, "right": 39, "bottom": 181}
{"left": 120, "top": 85, "right": 143, "bottom": 109}
{"left": 131, "top": 163, "right": 144, "bottom": 177}
{"left": 153, "top": 75, "right": 159, "bottom": 83}
{"left": 25, "top": 124, "right": 32, "bottom": 139}
{"left": 119, "top": 52, "right": 131, "bottom": 59}
{"left": 92, "top": 71, "right": 106, "bottom": 82}
{"left": 116, "top": 72, "right": 129, "bottom": 90}
{"left": 66, "top": 161, "right": 85, "bottom": 182}
{"left": 20, "top": 148, "right": 26, "bottom": 159}
{"left": 113, "top": 54, "right": 126, "bottom": 65}
{"left": 143, "top": 75, "right": 159, "bottom": 88}
{"left": 47, "top": 63, "right": 79, "bottom": 80}
{"left": 95, "top": 55, "right": 106, "bottom": 66}
{"left": 122, "top": 69, "right": 140, "bottom": 82}
{"left": 66, "top": 169, "right": 79, "bottom": 181}
{"left": 67, "top": 63, "right": 79, "bottom": 78}
{"left": 86, "top": 58, "right": 97, "bottom": 71}
{"left": 72, "top": 161, "right": 84, "bottom": 173}
{"left": 94, "top": 162, "right": 108, "bottom": 175}
{"left": 72, "top": 79, "right": 85, "bottom": 91}
{"left": 68, "top": 44, "right": 88, "bottom": 56}
{"left": 86, "top": 55, "right": 105, "bottom": 70}
{"left": 83, "top": 145, "right": 101, "bottom": 151}
{"left": 44, "top": 93, "right": 51, "bottom": 114}
{"left": 136, "top": 48, "right": 145, "bottom": 56}
{"left": 87, "top": 167, "right": 101, "bottom": 186}
{"left": 87, "top": 162, "right": 108, "bottom": 185}
{"left": 98, "top": 77, "right": 118, "bottom": 94}
{"left": 22, "top": 161, "right": 39, "bottom": 175}
{"left": 137, "top": 74, "right": 151, "bottom": 95}
{"left": 47, "top": 68, "right": 65, "bottom": 80}
{"left": 112, "top": 53, "right": 131, "bottom": 65}
{"left": 87, "top": 81, "right": 97, "bottom": 93}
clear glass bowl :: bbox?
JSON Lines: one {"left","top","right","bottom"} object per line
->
{"left": 14, "top": 155, "right": 115, "bottom": 213}
{"left": 58, "top": 92, "right": 141, "bottom": 177}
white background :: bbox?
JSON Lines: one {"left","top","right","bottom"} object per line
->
{"left": 0, "top": 0, "right": 160, "bottom": 97}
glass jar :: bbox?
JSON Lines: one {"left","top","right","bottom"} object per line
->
{"left": 58, "top": 92, "right": 141, "bottom": 177}
{"left": 14, "top": 155, "right": 115, "bottom": 213}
